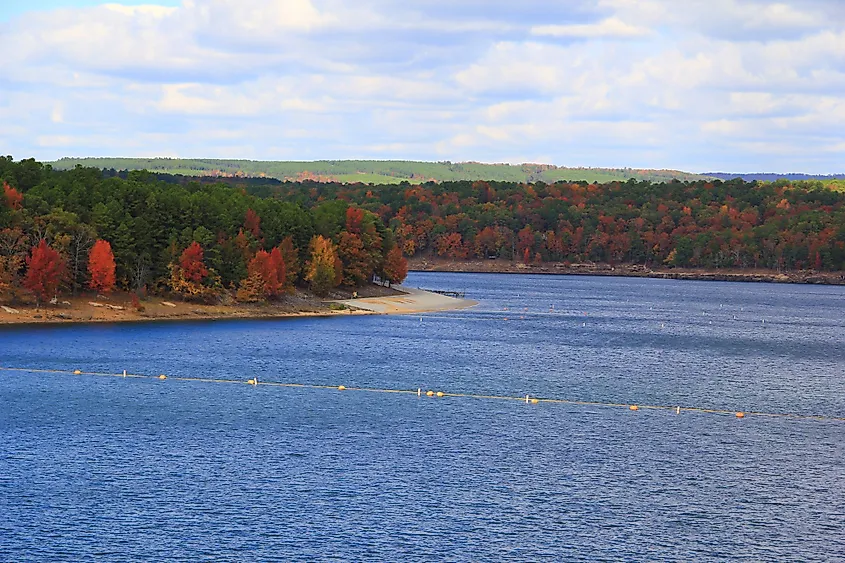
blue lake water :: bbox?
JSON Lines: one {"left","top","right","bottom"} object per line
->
{"left": 1, "top": 272, "right": 844, "bottom": 561}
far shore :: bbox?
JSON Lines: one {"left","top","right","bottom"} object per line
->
{"left": 0, "top": 285, "right": 474, "bottom": 327}
{"left": 409, "top": 258, "right": 845, "bottom": 286}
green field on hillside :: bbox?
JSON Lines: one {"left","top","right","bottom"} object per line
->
{"left": 50, "top": 157, "right": 713, "bottom": 184}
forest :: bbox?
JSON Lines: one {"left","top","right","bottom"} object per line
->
{"left": 253, "top": 175, "right": 845, "bottom": 272}
{"left": 0, "top": 157, "right": 408, "bottom": 305}
{"left": 3, "top": 156, "right": 845, "bottom": 306}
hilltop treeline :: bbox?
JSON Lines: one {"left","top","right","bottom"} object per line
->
{"left": 258, "top": 177, "right": 845, "bottom": 271}
{"left": 0, "top": 158, "right": 407, "bottom": 304}
{"left": 52, "top": 158, "right": 712, "bottom": 184}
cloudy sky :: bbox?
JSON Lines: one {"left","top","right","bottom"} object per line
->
{"left": 2, "top": 0, "right": 844, "bottom": 173}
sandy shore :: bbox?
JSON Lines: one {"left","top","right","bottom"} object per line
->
{"left": 0, "top": 286, "right": 475, "bottom": 326}
{"left": 332, "top": 285, "right": 477, "bottom": 314}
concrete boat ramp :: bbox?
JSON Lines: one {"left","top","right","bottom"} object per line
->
{"left": 334, "top": 286, "right": 477, "bottom": 315}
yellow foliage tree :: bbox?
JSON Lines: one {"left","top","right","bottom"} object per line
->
{"left": 306, "top": 235, "right": 340, "bottom": 297}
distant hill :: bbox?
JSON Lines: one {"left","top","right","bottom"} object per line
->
{"left": 50, "top": 158, "right": 713, "bottom": 184}
{"left": 706, "top": 172, "right": 845, "bottom": 182}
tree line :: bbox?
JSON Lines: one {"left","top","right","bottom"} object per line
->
{"left": 0, "top": 157, "right": 407, "bottom": 305}
{"left": 4, "top": 156, "right": 844, "bottom": 309}
{"left": 252, "top": 176, "right": 845, "bottom": 272}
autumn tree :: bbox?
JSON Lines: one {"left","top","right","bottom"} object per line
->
{"left": 279, "top": 236, "right": 299, "bottom": 288}
{"left": 0, "top": 228, "right": 28, "bottom": 301}
{"left": 244, "top": 208, "right": 262, "bottom": 239}
{"left": 179, "top": 241, "right": 208, "bottom": 283}
{"left": 170, "top": 241, "right": 220, "bottom": 301}
{"left": 88, "top": 239, "right": 116, "bottom": 293}
{"left": 238, "top": 247, "right": 286, "bottom": 301}
{"left": 382, "top": 247, "right": 408, "bottom": 286}
{"left": 337, "top": 231, "right": 370, "bottom": 286}
{"left": 268, "top": 247, "right": 286, "bottom": 295}
{"left": 306, "top": 235, "right": 339, "bottom": 296}
{"left": 24, "top": 240, "right": 66, "bottom": 304}
{"left": 3, "top": 182, "right": 23, "bottom": 210}
{"left": 345, "top": 206, "right": 364, "bottom": 234}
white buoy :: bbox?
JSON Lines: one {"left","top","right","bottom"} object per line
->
{"left": 123, "top": 370, "right": 126, "bottom": 378}
{"left": 676, "top": 406, "right": 680, "bottom": 415}
{"left": 417, "top": 388, "right": 421, "bottom": 397}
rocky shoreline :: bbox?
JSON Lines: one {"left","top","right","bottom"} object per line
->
{"left": 409, "top": 258, "right": 845, "bottom": 285}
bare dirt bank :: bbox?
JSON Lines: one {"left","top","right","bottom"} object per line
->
{"left": 409, "top": 258, "right": 845, "bottom": 286}
{"left": 0, "top": 293, "right": 369, "bottom": 326}
{"left": 0, "top": 284, "right": 472, "bottom": 326}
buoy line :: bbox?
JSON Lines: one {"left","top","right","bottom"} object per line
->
{"left": 1, "top": 366, "right": 844, "bottom": 423}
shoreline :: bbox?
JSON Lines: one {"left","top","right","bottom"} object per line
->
{"left": 332, "top": 285, "right": 478, "bottom": 314}
{"left": 409, "top": 259, "right": 845, "bottom": 286}
{"left": 0, "top": 286, "right": 475, "bottom": 327}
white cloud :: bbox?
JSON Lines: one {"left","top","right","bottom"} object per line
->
{"left": 531, "top": 17, "right": 649, "bottom": 38}
{"left": 102, "top": 4, "right": 178, "bottom": 17}
{"left": 1, "top": 0, "right": 845, "bottom": 173}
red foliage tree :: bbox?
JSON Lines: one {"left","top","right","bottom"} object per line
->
{"left": 180, "top": 242, "right": 208, "bottom": 283}
{"left": 3, "top": 182, "right": 23, "bottom": 210}
{"left": 383, "top": 247, "right": 408, "bottom": 285}
{"left": 24, "top": 240, "right": 66, "bottom": 303}
{"left": 88, "top": 239, "right": 116, "bottom": 293}
{"left": 244, "top": 209, "right": 261, "bottom": 238}
{"left": 345, "top": 207, "right": 364, "bottom": 234}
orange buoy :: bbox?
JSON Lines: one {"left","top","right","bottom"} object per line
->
{"left": 338, "top": 385, "right": 346, "bottom": 391}
{"left": 158, "top": 374, "right": 167, "bottom": 380}
{"left": 531, "top": 398, "right": 539, "bottom": 405}
{"left": 426, "top": 390, "right": 435, "bottom": 397}
{"left": 629, "top": 405, "right": 639, "bottom": 411}
{"left": 736, "top": 412, "right": 745, "bottom": 419}
{"left": 436, "top": 391, "right": 444, "bottom": 398}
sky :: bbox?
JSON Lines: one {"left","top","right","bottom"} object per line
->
{"left": 2, "top": 0, "right": 845, "bottom": 173}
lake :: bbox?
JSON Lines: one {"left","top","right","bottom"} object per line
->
{"left": 1, "top": 272, "right": 844, "bottom": 561}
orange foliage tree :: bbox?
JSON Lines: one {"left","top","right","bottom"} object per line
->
{"left": 382, "top": 247, "right": 408, "bottom": 285}
{"left": 279, "top": 236, "right": 299, "bottom": 288}
{"left": 88, "top": 239, "right": 116, "bottom": 293}
{"left": 345, "top": 206, "right": 364, "bottom": 234}
{"left": 24, "top": 240, "right": 66, "bottom": 303}
{"left": 244, "top": 208, "right": 262, "bottom": 238}
{"left": 238, "top": 247, "right": 286, "bottom": 301}
{"left": 337, "top": 231, "right": 370, "bottom": 286}
{"left": 3, "top": 182, "right": 23, "bottom": 210}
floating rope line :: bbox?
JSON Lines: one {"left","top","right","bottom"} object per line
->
{"left": 1, "top": 366, "right": 843, "bottom": 423}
